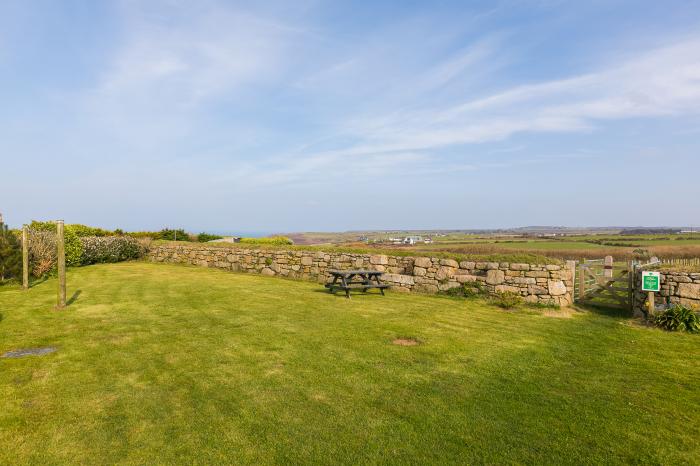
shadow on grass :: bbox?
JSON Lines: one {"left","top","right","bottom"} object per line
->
{"left": 67, "top": 290, "right": 82, "bottom": 306}
{"left": 29, "top": 276, "right": 50, "bottom": 288}
{"left": 312, "top": 289, "right": 388, "bottom": 299}
{"left": 574, "top": 302, "right": 632, "bottom": 318}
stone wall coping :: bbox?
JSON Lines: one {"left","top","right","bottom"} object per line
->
{"left": 150, "top": 241, "right": 564, "bottom": 265}
{"left": 151, "top": 244, "right": 563, "bottom": 268}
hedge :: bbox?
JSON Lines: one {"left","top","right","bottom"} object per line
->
{"left": 80, "top": 236, "right": 143, "bottom": 264}
{"left": 239, "top": 236, "right": 294, "bottom": 246}
{"left": 24, "top": 222, "right": 148, "bottom": 277}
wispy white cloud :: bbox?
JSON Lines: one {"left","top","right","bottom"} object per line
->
{"left": 240, "top": 34, "right": 700, "bottom": 187}
{"left": 321, "top": 35, "right": 700, "bottom": 152}
{"left": 71, "top": 1, "right": 304, "bottom": 156}
{"left": 25, "top": 3, "right": 700, "bottom": 190}
{"left": 98, "top": 7, "right": 296, "bottom": 104}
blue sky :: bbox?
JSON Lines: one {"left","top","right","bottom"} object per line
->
{"left": 1, "top": 0, "right": 700, "bottom": 232}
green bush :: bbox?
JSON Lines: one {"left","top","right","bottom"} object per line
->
{"left": 652, "top": 305, "right": 700, "bottom": 333}
{"left": 159, "top": 229, "right": 190, "bottom": 241}
{"left": 63, "top": 228, "right": 83, "bottom": 266}
{"left": 69, "top": 224, "right": 113, "bottom": 237}
{"left": 29, "top": 221, "right": 83, "bottom": 267}
{"left": 239, "top": 236, "right": 293, "bottom": 246}
{"left": 126, "top": 231, "right": 160, "bottom": 239}
{"left": 445, "top": 281, "right": 485, "bottom": 298}
{"left": 525, "top": 300, "right": 560, "bottom": 310}
{"left": 197, "top": 232, "right": 223, "bottom": 243}
{"left": 80, "top": 236, "right": 143, "bottom": 264}
{"left": 127, "top": 229, "right": 191, "bottom": 241}
{"left": 491, "top": 291, "right": 522, "bottom": 309}
{"left": 0, "top": 221, "right": 22, "bottom": 283}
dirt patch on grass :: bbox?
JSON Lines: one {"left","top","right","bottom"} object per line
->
{"left": 1, "top": 347, "right": 57, "bottom": 358}
{"left": 542, "top": 307, "right": 576, "bottom": 318}
{"left": 392, "top": 338, "right": 420, "bottom": 346}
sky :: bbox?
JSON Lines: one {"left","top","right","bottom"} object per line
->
{"left": 1, "top": 0, "right": 700, "bottom": 233}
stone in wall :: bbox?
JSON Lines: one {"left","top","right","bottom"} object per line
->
{"left": 440, "top": 259, "right": 459, "bottom": 268}
{"left": 548, "top": 280, "right": 567, "bottom": 296}
{"left": 383, "top": 273, "right": 415, "bottom": 286}
{"left": 456, "top": 274, "right": 478, "bottom": 283}
{"left": 510, "top": 263, "right": 530, "bottom": 271}
{"left": 435, "top": 266, "right": 456, "bottom": 281}
{"left": 678, "top": 283, "right": 700, "bottom": 299}
{"left": 495, "top": 285, "right": 519, "bottom": 293}
{"left": 370, "top": 254, "right": 388, "bottom": 265}
{"left": 486, "top": 269, "right": 504, "bottom": 285}
{"left": 414, "top": 257, "right": 432, "bottom": 268}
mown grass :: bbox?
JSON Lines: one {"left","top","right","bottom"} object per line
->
{"left": 1, "top": 263, "right": 698, "bottom": 464}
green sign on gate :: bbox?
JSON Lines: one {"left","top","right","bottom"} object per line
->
{"left": 642, "top": 271, "right": 661, "bottom": 292}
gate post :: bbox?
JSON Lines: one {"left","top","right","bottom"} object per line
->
{"left": 566, "top": 260, "right": 576, "bottom": 304}
{"left": 647, "top": 291, "right": 655, "bottom": 316}
{"left": 627, "top": 261, "right": 634, "bottom": 313}
{"left": 56, "top": 220, "right": 66, "bottom": 309}
{"left": 578, "top": 264, "right": 586, "bottom": 301}
{"left": 604, "top": 255, "right": 613, "bottom": 279}
{"left": 22, "top": 225, "right": 29, "bottom": 289}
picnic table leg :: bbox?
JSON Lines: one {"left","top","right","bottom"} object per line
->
{"left": 361, "top": 273, "right": 371, "bottom": 292}
{"left": 341, "top": 276, "right": 350, "bottom": 299}
{"left": 374, "top": 274, "right": 385, "bottom": 295}
{"left": 328, "top": 275, "right": 339, "bottom": 294}
{"left": 347, "top": 273, "right": 360, "bottom": 296}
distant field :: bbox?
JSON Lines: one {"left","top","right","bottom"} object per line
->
{"left": 369, "top": 236, "right": 700, "bottom": 261}
{"left": 423, "top": 241, "right": 606, "bottom": 250}
{"left": 286, "top": 232, "right": 700, "bottom": 261}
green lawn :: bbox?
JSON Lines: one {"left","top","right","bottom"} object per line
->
{"left": 1, "top": 263, "right": 698, "bottom": 464}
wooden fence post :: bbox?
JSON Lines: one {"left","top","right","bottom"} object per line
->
{"left": 578, "top": 264, "right": 586, "bottom": 301}
{"left": 627, "top": 261, "right": 634, "bottom": 313}
{"left": 604, "top": 255, "right": 613, "bottom": 279}
{"left": 22, "top": 225, "right": 30, "bottom": 289}
{"left": 647, "top": 291, "right": 655, "bottom": 316}
{"left": 56, "top": 220, "right": 66, "bottom": 309}
{"left": 567, "top": 260, "right": 576, "bottom": 304}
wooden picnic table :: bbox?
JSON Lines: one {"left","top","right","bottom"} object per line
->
{"left": 325, "top": 269, "right": 389, "bottom": 298}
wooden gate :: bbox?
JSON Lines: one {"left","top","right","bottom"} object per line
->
{"left": 575, "top": 257, "right": 633, "bottom": 310}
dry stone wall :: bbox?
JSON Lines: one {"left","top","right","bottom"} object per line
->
{"left": 148, "top": 244, "right": 575, "bottom": 305}
{"left": 633, "top": 270, "right": 700, "bottom": 314}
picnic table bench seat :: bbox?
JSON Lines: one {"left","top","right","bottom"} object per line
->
{"left": 325, "top": 270, "right": 389, "bottom": 298}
